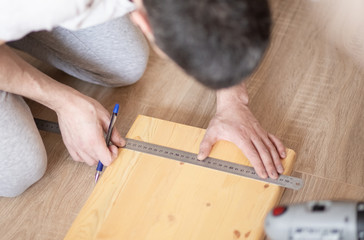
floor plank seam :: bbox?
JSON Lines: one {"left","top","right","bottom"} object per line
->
{"left": 294, "top": 170, "right": 364, "bottom": 189}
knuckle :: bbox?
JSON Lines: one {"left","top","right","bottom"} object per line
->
{"left": 273, "top": 158, "right": 281, "bottom": 166}
{"left": 200, "top": 140, "right": 209, "bottom": 147}
{"left": 245, "top": 153, "right": 259, "bottom": 164}
{"left": 102, "top": 160, "right": 109, "bottom": 167}
{"left": 268, "top": 133, "right": 276, "bottom": 140}
{"left": 250, "top": 134, "right": 261, "bottom": 143}
{"left": 265, "top": 141, "right": 276, "bottom": 151}
{"left": 103, "top": 156, "right": 112, "bottom": 166}
{"left": 70, "top": 153, "right": 81, "bottom": 162}
{"left": 250, "top": 159, "right": 264, "bottom": 170}
{"left": 268, "top": 147, "right": 279, "bottom": 159}
{"left": 261, "top": 148, "right": 271, "bottom": 158}
{"left": 259, "top": 130, "right": 269, "bottom": 139}
{"left": 238, "top": 126, "right": 251, "bottom": 138}
{"left": 264, "top": 161, "right": 275, "bottom": 170}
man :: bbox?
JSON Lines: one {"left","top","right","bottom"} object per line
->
{"left": 0, "top": 0, "right": 286, "bottom": 197}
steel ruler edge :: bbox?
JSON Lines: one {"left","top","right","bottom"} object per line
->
{"left": 34, "top": 118, "right": 303, "bottom": 190}
{"left": 124, "top": 138, "right": 303, "bottom": 190}
{"left": 34, "top": 118, "right": 61, "bottom": 134}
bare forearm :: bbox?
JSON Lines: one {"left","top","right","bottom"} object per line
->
{"left": 0, "top": 43, "right": 123, "bottom": 166}
{"left": 0, "top": 44, "right": 79, "bottom": 112}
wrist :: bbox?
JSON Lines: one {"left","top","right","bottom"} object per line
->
{"left": 29, "top": 73, "right": 81, "bottom": 113}
{"left": 50, "top": 86, "right": 86, "bottom": 115}
{"left": 216, "top": 82, "right": 249, "bottom": 112}
{"left": 27, "top": 71, "right": 84, "bottom": 115}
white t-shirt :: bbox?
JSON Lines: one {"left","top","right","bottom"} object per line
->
{"left": 0, "top": 0, "right": 135, "bottom": 42}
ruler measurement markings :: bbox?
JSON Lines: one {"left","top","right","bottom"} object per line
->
{"left": 125, "top": 138, "right": 303, "bottom": 190}
{"left": 34, "top": 118, "right": 61, "bottom": 134}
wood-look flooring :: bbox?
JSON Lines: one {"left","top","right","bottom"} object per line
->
{"left": 1, "top": 0, "right": 364, "bottom": 239}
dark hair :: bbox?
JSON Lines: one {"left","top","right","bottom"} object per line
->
{"left": 143, "top": 0, "right": 272, "bottom": 89}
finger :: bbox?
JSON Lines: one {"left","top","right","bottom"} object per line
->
{"left": 62, "top": 130, "right": 98, "bottom": 165}
{"left": 93, "top": 133, "right": 114, "bottom": 166}
{"left": 68, "top": 149, "right": 82, "bottom": 163}
{"left": 198, "top": 132, "right": 217, "bottom": 160}
{"left": 110, "top": 128, "right": 125, "bottom": 147}
{"left": 86, "top": 144, "right": 115, "bottom": 167}
{"left": 82, "top": 153, "right": 98, "bottom": 166}
{"left": 251, "top": 136, "right": 279, "bottom": 179}
{"left": 97, "top": 147, "right": 114, "bottom": 166}
{"left": 88, "top": 116, "right": 116, "bottom": 166}
{"left": 269, "top": 133, "right": 286, "bottom": 159}
{"left": 109, "top": 145, "right": 119, "bottom": 159}
{"left": 74, "top": 149, "right": 98, "bottom": 166}
{"left": 258, "top": 131, "right": 284, "bottom": 174}
{"left": 236, "top": 140, "right": 268, "bottom": 179}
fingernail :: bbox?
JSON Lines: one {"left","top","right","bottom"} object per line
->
{"left": 120, "top": 140, "right": 126, "bottom": 147}
{"left": 271, "top": 172, "right": 278, "bottom": 179}
{"left": 277, "top": 166, "right": 284, "bottom": 174}
{"left": 261, "top": 171, "right": 268, "bottom": 179}
{"left": 197, "top": 153, "right": 205, "bottom": 161}
{"left": 281, "top": 151, "right": 286, "bottom": 158}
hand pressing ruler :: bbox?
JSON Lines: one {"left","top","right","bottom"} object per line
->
{"left": 124, "top": 138, "right": 303, "bottom": 190}
{"left": 34, "top": 118, "right": 303, "bottom": 190}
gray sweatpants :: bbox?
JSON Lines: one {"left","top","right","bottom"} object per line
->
{"left": 0, "top": 16, "right": 149, "bottom": 197}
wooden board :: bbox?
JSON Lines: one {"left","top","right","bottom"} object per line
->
{"left": 65, "top": 115, "right": 296, "bottom": 240}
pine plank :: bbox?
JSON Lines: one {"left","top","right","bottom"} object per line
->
{"left": 65, "top": 115, "right": 296, "bottom": 240}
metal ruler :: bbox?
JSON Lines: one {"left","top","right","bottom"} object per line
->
{"left": 34, "top": 118, "right": 303, "bottom": 190}
{"left": 124, "top": 138, "right": 303, "bottom": 190}
{"left": 34, "top": 118, "right": 61, "bottom": 134}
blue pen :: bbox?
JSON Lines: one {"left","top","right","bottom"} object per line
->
{"left": 95, "top": 104, "right": 119, "bottom": 183}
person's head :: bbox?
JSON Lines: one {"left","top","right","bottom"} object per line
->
{"left": 131, "top": 0, "right": 271, "bottom": 89}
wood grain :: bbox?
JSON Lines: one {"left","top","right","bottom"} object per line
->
{"left": 65, "top": 115, "right": 296, "bottom": 240}
{"left": 2, "top": 0, "right": 364, "bottom": 239}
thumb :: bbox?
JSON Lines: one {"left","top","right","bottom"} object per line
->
{"left": 111, "top": 128, "right": 125, "bottom": 147}
{"left": 198, "top": 133, "right": 216, "bottom": 160}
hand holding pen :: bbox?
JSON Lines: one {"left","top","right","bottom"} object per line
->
{"left": 95, "top": 104, "right": 120, "bottom": 183}
{"left": 56, "top": 95, "right": 124, "bottom": 169}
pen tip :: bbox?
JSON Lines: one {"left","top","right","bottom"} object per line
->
{"left": 95, "top": 172, "right": 100, "bottom": 184}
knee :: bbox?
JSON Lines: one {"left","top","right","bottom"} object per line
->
{"left": 98, "top": 45, "right": 150, "bottom": 88}
{"left": 0, "top": 144, "right": 47, "bottom": 198}
{"left": 119, "top": 50, "right": 150, "bottom": 86}
{"left": 0, "top": 93, "right": 48, "bottom": 197}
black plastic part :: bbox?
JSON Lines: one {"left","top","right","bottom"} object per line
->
{"left": 312, "top": 204, "right": 326, "bottom": 212}
{"left": 357, "top": 202, "right": 364, "bottom": 240}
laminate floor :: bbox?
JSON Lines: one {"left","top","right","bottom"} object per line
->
{"left": 1, "top": 0, "right": 364, "bottom": 239}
